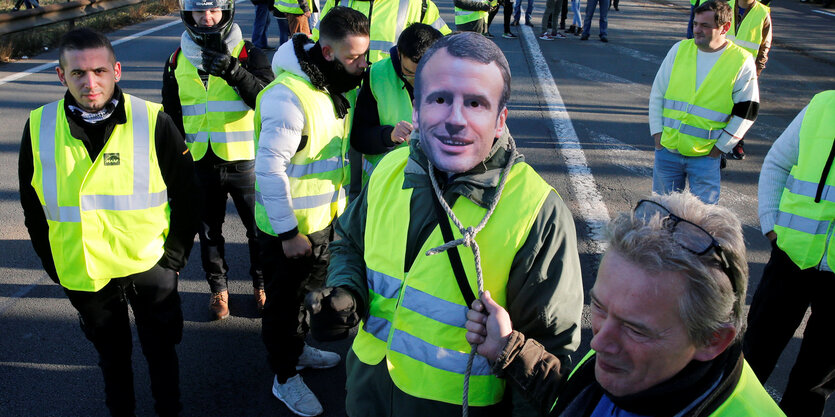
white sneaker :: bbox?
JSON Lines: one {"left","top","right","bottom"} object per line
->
{"left": 272, "top": 374, "right": 324, "bottom": 417}
{"left": 295, "top": 343, "right": 341, "bottom": 370}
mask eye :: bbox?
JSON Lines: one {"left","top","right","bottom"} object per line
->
{"left": 435, "top": 97, "right": 445, "bottom": 104}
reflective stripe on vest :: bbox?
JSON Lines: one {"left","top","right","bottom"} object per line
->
{"left": 361, "top": 56, "right": 413, "bottom": 184}
{"left": 276, "top": 0, "right": 303, "bottom": 14}
{"left": 174, "top": 40, "right": 255, "bottom": 161}
{"left": 727, "top": 2, "right": 769, "bottom": 55}
{"left": 660, "top": 40, "right": 750, "bottom": 156}
{"left": 253, "top": 71, "right": 350, "bottom": 236}
{"left": 774, "top": 91, "right": 835, "bottom": 269}
{"left": 316, "top": 0, "right": 450, "bottom": 63}
{"left": 30, "top": 95, "right": 169, "bottom": 292}
{"left": 352, "top": 146, "right": 554, "bottom": 406}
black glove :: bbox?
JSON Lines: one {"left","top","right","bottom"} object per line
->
{"left": 305, "top": 286, "right": 360, "bottom": 341}
{"left": 201, "top": 49, "right": 241, "bottom": 80}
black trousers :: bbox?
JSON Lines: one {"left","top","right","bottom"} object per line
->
{"left": 743, "top": 242, "right": 835, "bottom": 417}
{"left": 195, "top": 158, "right": 263, "bottom": 293}
{"left": 259, "top": 224, "right": 333, "bottom": 383}
{"left": 63, "top": 264, "right": 183, "bottom": 417}
{"left": 487, "top": 0, "right": 513, "bottom": 33}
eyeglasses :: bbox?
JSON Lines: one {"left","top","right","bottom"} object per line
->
{"left": 633, "top": 199, "right": 738, "bottom": 295}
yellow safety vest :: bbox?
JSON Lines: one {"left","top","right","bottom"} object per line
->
{"left": 29, "top": 95, "right": 170, "bottom": 292}
{"left": 555, "top": 351, "right": 785, "bottom": 416}
{"left": 774, "top": 91, "right": 835, "bottom": 269}
{"left": 276, "top": 0, "right": 304, "bottom": 14}
{"left": 661, "top": 40, "right": 751, "bottom": 156}
{"left": 727, "top": 2, "right": 769, "bottom": 55}
{"left": 172, "top": 41, "right": 255, "bottom": 162}
{"left": 360, "top": 55, "right": 413, "bottom": 184}
{"left": 253, "top": 72, "right": 351, "bottom": 236}
{"left": 455, "top": 0, "right": 496, "bottom": 26}
{"left": 315, "top": 0, "right": 451, "bottom": 63}
{"left": 352, "top": 147, "right": 553, "bottom": 406}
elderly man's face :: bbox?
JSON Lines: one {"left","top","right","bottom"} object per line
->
{"left": 414, "top": 49, "right": 507, "bottom": 174}
{"left": 588, "top": 250, "right": 718, "bottom": 397}
{"left": 56, "top": 47, "right": 121, "bottom": 113}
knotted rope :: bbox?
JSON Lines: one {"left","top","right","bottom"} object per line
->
{"left": 424, "top": 136, "right": 518, "bottom": 417}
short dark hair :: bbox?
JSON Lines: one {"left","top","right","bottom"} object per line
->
{"left": 414, "top": 32, "right": 511, "bottom": 111}
{"left": 694, "top": 0, "right": 733, "bottom": 27}
{"left": 318, "top": 6, "right": 369, "bottom": 44}
{"left": 397, "top": 23, "right": 443, "bottom": 63}
{"left": 58, "top": 28, "right": 116, "bottom": 69}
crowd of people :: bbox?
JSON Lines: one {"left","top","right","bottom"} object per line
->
{"left": 15, "top": 0, "right": 834, "bottom": 416}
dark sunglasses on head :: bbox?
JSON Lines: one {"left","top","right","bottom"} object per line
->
{"left": 633, "top": 199, "right": 738, "bottom": 295}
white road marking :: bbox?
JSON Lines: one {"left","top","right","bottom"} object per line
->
{"left": 0, "top": 361, "right": 98, "bottom": 371}
{"left": 812, "top": 9, "right": 835, "bottom": 18}
{"left": 520, "top": 25, "right": 610, "bottom": 254}
{"left": 0, "top": 19, "right": 181, "bottom": 88}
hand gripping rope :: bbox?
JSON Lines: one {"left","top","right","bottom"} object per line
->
{"left": 424, "top": 136, "right": 518, "bottom": 417}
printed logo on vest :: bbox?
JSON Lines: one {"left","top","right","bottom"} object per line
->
{"left": 104, "top": 153, "right": 120, "bottom": 166}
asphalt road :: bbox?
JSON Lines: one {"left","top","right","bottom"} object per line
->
{"left": 0, "top": 0, "right": 833, "bottom": 416}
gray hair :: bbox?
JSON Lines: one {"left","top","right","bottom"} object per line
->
{"left": 605, "top": 192, "right": 748, "bottom": 345}
{"left": 413, "top": 32, "right": 511, "bottom": 112}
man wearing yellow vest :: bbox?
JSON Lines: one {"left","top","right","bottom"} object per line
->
{"left": 649, "top": 0, "right": 759, "bottom": 204}
{"left": 724, "top": 0, "right": 771, "bottom": 160}
{"left": 350, "top": 23, "right": 443, "bottom": 187}
{"left": 313, "top": 32, "right": 583, "bottom": 416}
{"left": 314, "top": 0, "right": 450, "bottom": 64}
{"left": 744, "top": 91, "right": 835, "bottom": 417}
{"left": 275, "top": 0, "right": 314, "bottom": 36}
{"left": 162, "top": 0, "right": 274, "bottom": 320}
{"left": 254, "top": 7, "right": 368, "bottom": 416}
{"left": 466, "top": 192, "right": 785, "bottom": 416}
{"left": 18, "top": 28, "right": 199, "bottom": 416}
{"left": 454, "top": 0, "right": 496, "bottom": 34}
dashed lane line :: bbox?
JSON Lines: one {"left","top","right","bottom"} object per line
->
{"left": 519, "top": 25, "right": 611, "bottom": 254}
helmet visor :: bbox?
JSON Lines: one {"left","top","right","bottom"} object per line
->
{"left": 180, "top": 0, "right": 233, "bottom": 11}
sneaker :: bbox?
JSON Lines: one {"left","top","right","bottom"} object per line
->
{"left": 253, "top": 287, "right": 266, "bottom": 313}
{"left": 553, "top": 31, "right": 567, "bottom": 39}
{"left": 484, "top": 31, "right": 494, "bottom": 38}
{"left": 580, "top": 34, "right": 589, "bottom": 40}
{"left": 539, "top": 32, "right": 555, "bottom": 40}
{"left": 600, "top": 36, "right": 609, "bottom": 42}
{"left": 502, "top": 32, "right": 518, "bottom": 39}
{"left": 272, "top": 375, "right": 323, "bottom": 417}
{"left": 296, "top": 344, "right": 341, "bottom": 370}
{"left": 511, "top": 19, "right": 519, "bottom": 26}
{"left": 729, "top": 140, "right": 746, "bottom": 160}
{"left": 524, "top": 20, "right": 534, "bottom": 26}
{"left": 209, "top": 290, "right": 229, "bottom": 320}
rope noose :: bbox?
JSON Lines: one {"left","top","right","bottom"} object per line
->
{"left": 424, "top": 136, "right": 518, "bottom": 417}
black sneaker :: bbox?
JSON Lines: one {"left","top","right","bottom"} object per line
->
{"left": 484, "top": 31, "right": 494, "bottom": 38}
{"left": 502, "top": 32, "right": 518, "bottom": 39}
{"left": 729, "top": 140, "right": 745, "bottom": 160}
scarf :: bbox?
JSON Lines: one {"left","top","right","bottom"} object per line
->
{"left": 292, "top": 35, "right": 363, "bottom": 119}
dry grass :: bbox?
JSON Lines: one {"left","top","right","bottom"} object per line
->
{"left": 0, "top": 0, "right": 179, "bottom": 62}
{"left": 0, "top": 0, "right": 63, "bottom": 14}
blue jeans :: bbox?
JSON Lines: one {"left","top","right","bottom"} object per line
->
{"left": 252, "top": 3, "right": 272, "bottom": 49}
{"left": 571, "top": 0, "right": 583, "bottom": 27}
{"left": 513, "top": 0, "right": 534, "bottom": 24}
{"left": 652, "top": 147, "right": 721, "bottom": 204}
{"left": 276, "top": 17, "right": 290, "bottom": 45}
{"left": 582, "top": 0, "right": 610, "bottom": 37}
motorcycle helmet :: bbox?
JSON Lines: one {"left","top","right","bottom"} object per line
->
{"left": 180, "top": 0, "right": 235, "bottom": 46}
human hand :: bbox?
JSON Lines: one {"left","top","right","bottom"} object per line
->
{"left": 652, "top": 133, "right": 662, "bottom": 150}
{"left": 709, "top": 146, "right": 723, "bottom": 158}
{"left": 465, "top": 290, "right": 512, "bottom": 362}
{"left": 304, "top": 10, "right": 311, "bottom": 17}
{"left": 390, "top": 121, "right": 414, "bottom": 145}
{"left": 201, "top": 49, "right": 240, "bottom": 79}
{"left": 282, "top": 233, "right": 313, "bottom": 258}
{"left": 306, "top": 286, "right": 360, "bottom": 340}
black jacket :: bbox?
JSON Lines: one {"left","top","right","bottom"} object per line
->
{"left": 350, "top": 46, "right": 414, "bottom": 155}
{"left": 19, "top": 86, "right": 200, "bottom": 285}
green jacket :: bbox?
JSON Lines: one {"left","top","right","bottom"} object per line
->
{"left": 328, "top": 129, "right": 584, "bottom": 416}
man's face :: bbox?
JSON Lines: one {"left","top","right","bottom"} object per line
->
{"left": 192, "top": 8, "right": 223, "bottom": 28}
{"left": 414, "top": 49, "right": 507, "bottom": 174}
{"left": 399, "top": 53, "right": 418, "bottom": 87}
{"left": 589, "top": 250, "right": 714, "bottom": 397}
{"left": 56, "top": 47, "right": 121, "bottom": 112}
{"left": 325, "top": 34, "right": 370, "bottom": 76}
{"left": 693, "top": 11, "right": 729, "bottom": 51}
